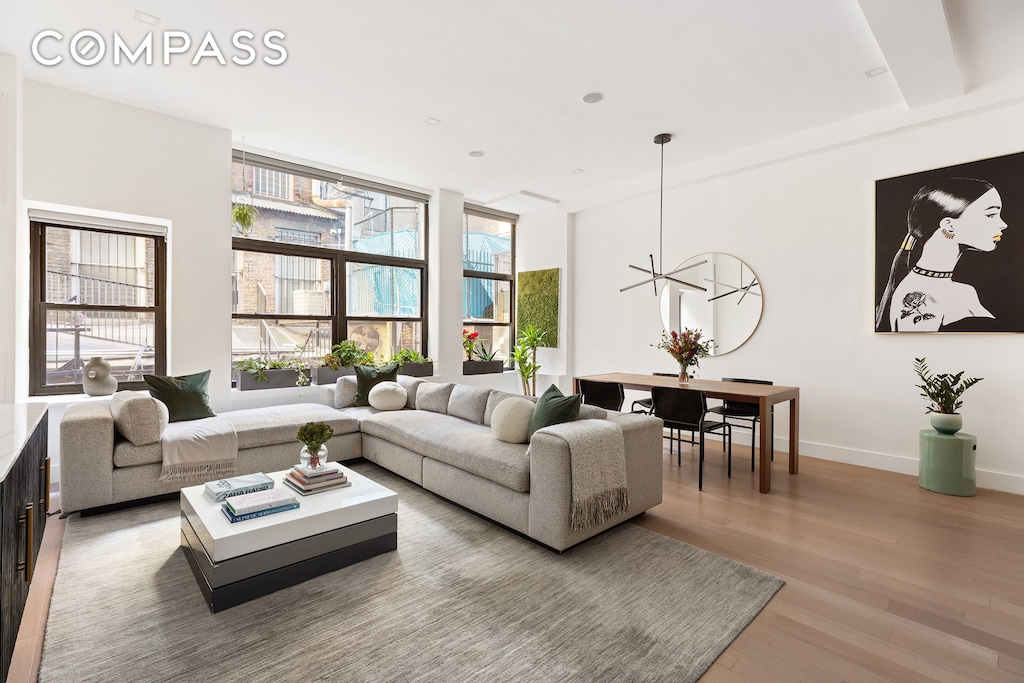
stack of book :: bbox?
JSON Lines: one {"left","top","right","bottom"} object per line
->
{"left": 283, "top": 462, "right": 351, "bottom": 495}
{"left": 204, "top": 472, "right": 274, "bottom": 503}
{"left": 221, "top": 487, "right": 299, "bottom": 523}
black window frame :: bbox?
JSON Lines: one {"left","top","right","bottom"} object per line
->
{"left": 29, "top": 219, "right": 167, "bottom": 396}
{"left": 462, "top": 204, "right": 517, "bottom": 361}
{"left": 231, "top": 151, "right": 430, "bottom": 367}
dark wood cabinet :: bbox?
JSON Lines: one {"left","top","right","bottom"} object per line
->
{"left": 0, "top": 406, "right": 48, "bottom": 682}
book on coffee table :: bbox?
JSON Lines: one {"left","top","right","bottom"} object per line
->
{"left": 220, "top": 500, "right": 300, "bottom": 523}
{"left": 204, "top": 472, "right": 274, "bottom": 502}
{"left": 225, "top": 487, "right": 298, "bottom": 516}
{"left": 282, "top": 477, "right": 352, "bottom": 496}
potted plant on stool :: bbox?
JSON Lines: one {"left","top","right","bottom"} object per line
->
{"left": 913, "top": 357, "right": 983, "bottom": 496}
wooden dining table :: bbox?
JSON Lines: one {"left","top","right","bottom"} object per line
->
{"left": 573, "top": 373, "right": 800, "bottom": 493}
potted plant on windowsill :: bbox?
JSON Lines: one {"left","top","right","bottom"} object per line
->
{"left": 913, "top": 357, "right": 983, "bottom": 435}
{"left": 463, "top": 339, "right": 505, "bottom": 375}
{"left": 388, "top": 348, "right": 434, "bottom": 377}
{"left": 312, "top": 340, "right": 375, "bottom": 385}
{"left": 233, "top": 357, "right": 311, "bottom": 390}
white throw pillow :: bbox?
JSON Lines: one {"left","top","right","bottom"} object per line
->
{"left": 368, "top": 381, "right": 408, "bottom": 411}
{"left": 109, "top": 390, "right": 169, "bottom": 446}
{"left": 490, "top": 397, "right": 535, "bottom": 444}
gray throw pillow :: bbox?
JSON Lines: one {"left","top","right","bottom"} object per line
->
{"left": 109, "top": 391, "right": 169, "bottom": 445}
{"left": 416, "top": 382, "right": 454, "bottom": 414}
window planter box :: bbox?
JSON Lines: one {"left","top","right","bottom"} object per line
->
{"left": 397, "top": 362, "right": 434, "bottom": 377}
{"left": 311, "top": 366, "right": 356, "bottom": 385}
{"left": 463, "top": 360, "right": 505, "bottom": 375}
{"left": 234, "top": 368, "right": 311, "bottom": 391}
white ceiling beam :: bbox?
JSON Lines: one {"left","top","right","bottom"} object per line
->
{"left": 858, "top": 0, "right": 963, "bottom": 108}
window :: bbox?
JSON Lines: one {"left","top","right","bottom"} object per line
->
{"left": 231, "top": 151, "right": 429, "bottom": 369}
{"left": 462, "top": 205, "right": 516, "bottom": 361}
{"left": 30, "top": 219, "right": 166, "bottom": 395}
{"left": 253, "top": 167, "right": 290, "bottom": 199}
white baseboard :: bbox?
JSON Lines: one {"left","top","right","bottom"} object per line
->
{"left": 775, "top": 437, "right": 1024, "bottom": 496}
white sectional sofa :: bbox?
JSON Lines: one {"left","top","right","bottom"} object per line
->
{"left": 59, "top": 376, "right": 664, "bottom": 551}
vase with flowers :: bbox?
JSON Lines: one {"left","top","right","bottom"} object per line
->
{"left": 296, "top": 421, "right": 334, "bottom": 469}
{"left": 655, "top": 328, "right": 712, "bottom": 384}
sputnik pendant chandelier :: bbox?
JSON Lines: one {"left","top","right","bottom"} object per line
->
{"left": 620, "top": 133, "right": 706, "bottom": 294}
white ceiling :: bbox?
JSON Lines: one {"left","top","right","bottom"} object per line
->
{"left": 2, "top": 0, "right": 1024, "bottom": 212}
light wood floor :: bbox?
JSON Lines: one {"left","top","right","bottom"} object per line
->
{"left": 10, "top": 446, "right": 1024, "bottom": 682}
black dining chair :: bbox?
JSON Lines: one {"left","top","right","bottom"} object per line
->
{"left": 706, "top": 378, "right": 773, "bottom": 471}
{"left": 578, "top": 379, "right": 625, "bottom": 411}
{"left": 630, "top": 372, "right": 678, "bottom": 414}
{"left": 650, "top": 386, "right": 732, "bottom": 491}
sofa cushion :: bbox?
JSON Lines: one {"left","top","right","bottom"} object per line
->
{"left": 484, "top": 390, "right": 525, "bottom": 427}
{"left": 369, "top": 381, "right": 407, "bottom": 411}
{"left": 109, "top": 391, "right": 169, "bottom": 446}
{"left": 527, "top": 384, "right": 581, "bottom": 440}
{"left": 224, "top": 404, "right": 360, "bottom": 450}
{"left": 143, "top": 370, "right": 216, "bottom": 422}
{"left": 361, "top": 411, "right": 530, "bottom": 491}
{"left": 113, "top": 439, "right": 162, "bottom": 468}
{"left": 335, "top": 376, "right": 358, "bottom": 409}
{"left": 396, "top": 375, "right": 425, "bottom": 409}
{"left": 416, "top": 382, "right": 454, "bottom": 414}
{"left": 578, "top": 404, "right": 608, "bottom": 420}
{"left": 447, "top": 384, "right": 492, "bottom": 425}
{"left": 490, "top": 397, "right": 535, "bottom": 444}
{"left": 353, "top": 364, "right": 399, "bottom": 407}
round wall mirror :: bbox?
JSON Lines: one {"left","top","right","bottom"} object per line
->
{"left": 659, "top": 252, "right": 762, "bottom": 356}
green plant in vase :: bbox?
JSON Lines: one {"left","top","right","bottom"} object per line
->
{"left": 655, "top": 327, "right": 711, "bottom": 382}
{"left": 296, "top": 421, "right": 334, "bottom": 468}
{"left": 913, "top": 357, "right": 982, "bottom": 435}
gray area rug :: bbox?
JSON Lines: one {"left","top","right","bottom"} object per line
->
{"left": 40, "top": 463, "right": 782, "bottom": 683}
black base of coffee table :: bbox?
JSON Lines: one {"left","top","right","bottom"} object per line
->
{"left": 180, "top": 512, "right": 397, "bottom": 612}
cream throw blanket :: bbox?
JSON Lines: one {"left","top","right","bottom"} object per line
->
{"left": 553, "top": 420, "right": 629, "bottom": 531}
{"left": 159, "top": 417, "right": 239, "bottom": 482}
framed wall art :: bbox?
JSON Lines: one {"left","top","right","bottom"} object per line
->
{"left": 874, "top": 150, "right": 1024, "bottom": 333}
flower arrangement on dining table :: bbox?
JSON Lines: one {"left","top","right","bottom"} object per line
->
{"left": 462, "top": 329, "right": 480, "bottom": 361}
{"left": 655, "top": 327, "right": 712, "bottom": 380}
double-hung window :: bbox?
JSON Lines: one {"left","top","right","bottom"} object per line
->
{"left": 231, "top": 152, "right": 429, "bottom": 369}
{"left": 29, "top": 215, "right": 167, "bottom": 395}
{"left": 462, "top": 205, "right": 516, "bottom": 361}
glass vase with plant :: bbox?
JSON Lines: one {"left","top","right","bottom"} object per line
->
{"left": 296, "top": 421, "right": 335, "bottom": 468}
{"left": 655, "top": 328, "right": 711, "bottom": 382}
{"left": 231, "top": 203, "right": 259, "bottom": 235}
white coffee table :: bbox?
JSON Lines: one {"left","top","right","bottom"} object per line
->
{"left": 180, "top": 464, "right": 398, "bottom": 612}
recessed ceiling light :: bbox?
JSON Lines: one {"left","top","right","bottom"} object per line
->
{"left": 582, "top": 92, "right": 604, "bottom": 104}
{"left": 134, "top": 9, "right": 161, "bottom": 25}
{"left": 865, "top": 65, "right": 889, "bottom": 78}
{"left": 571, "top": 168, "right": 585, "bottom": 174}
{"left": 469, "top": 150, "right": 485, "bottom": 158}
{"left": 425, "top": 117, "right": 441, "bottom": 125}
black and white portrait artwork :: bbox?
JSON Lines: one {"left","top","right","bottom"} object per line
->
{"left": 874, "top": 150, "right": 1024, "bottom": 333}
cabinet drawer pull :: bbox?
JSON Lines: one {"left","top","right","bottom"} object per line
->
{"left": 41, "top": 457, "right": 51, "bottom": 513}
{"left": 17, "top": 502, "right": 35, "bottom": 581}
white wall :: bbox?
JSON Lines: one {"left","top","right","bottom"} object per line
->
{"left": 0, "top": 54, "right": 22, "bottom": 404}
{"left": 22, "top": 80, "right": 233, "bottom": 407}
{"left": 573, "top": 102, "right": 1024, "bottom": 494}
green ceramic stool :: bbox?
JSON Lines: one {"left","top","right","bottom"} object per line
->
{"left": 918, "top": 430, "right": 976, "bottom": 496}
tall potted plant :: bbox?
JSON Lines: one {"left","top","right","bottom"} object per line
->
{"left": 510, "top": 323, "right": 547, "bottom": 396}
{"left": 912, "top": 357, "right": 983, "bottom": 435}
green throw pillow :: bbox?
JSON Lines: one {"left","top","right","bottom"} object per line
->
{"left": 143, "top": 370, "right": 216, "bottom": 423}
{"left": 527, "top": 384, "right": 581, "bottom": 440}
{"left": 353, "top": 363, "right": 399, "bottom": 407}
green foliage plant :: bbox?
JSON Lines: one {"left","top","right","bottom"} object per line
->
{"left": 474, "top": 341, "right": 498, "bottom": 362}
{"left": 511, "top": 323, "right": 548, "bottom": 396}
{"left": 389, "top": 348, "right": 432, "bottom": 367}
{"left": 912, "top": 357, "right": 983, "bottom": 414}
{"left": 232, "top": 203, "right": 259, "bottom": 234}
{"left": 233, "top": 357, "right": 310, "bottom": 387}
{"left": 296, "top": 421, "right": 335, "bottom": 451}
{"left": 321, "top": 340, "right": 374, "bottom": 370}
